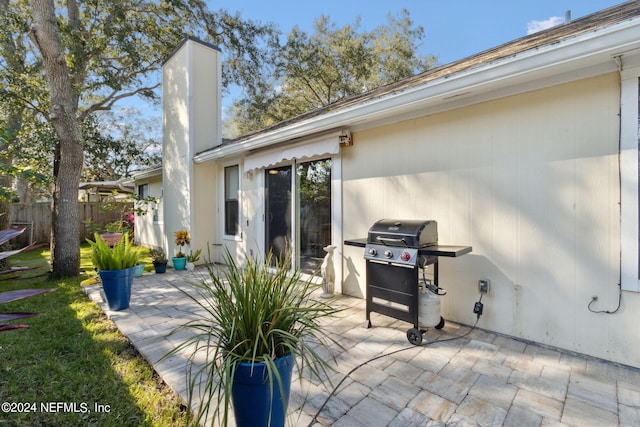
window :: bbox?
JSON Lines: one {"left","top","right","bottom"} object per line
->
{"left": 137, "top": 184, "right": 148, "bottom": 198}
{"left": 225, "top": 165, "right": 239, "bottom": 236}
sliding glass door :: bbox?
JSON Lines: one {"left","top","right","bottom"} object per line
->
{"left": 265, "top": 158, "right": 332, "bottom": 276}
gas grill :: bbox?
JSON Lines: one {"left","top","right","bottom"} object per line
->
{"left": 345, "top": 219, "right": 472, "bottom": 345}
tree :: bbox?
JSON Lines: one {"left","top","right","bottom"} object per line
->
{"left": 3, "top": 0, "right": 278, "bottom": 278}
{"left": 82, "top": 109, "right": 161, "bottom": 182}
{"left": 227, "top": 9, "right": 436, "bottom": 136}
{"left": 0, "top": 0, "right": 29, "bottom": 229}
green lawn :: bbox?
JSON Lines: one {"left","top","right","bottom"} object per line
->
{"left": 0, "top": 246, "right": 188, "bottom": 426}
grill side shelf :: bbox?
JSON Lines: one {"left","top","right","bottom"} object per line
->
{"left": 344, "top": 239, "right": 472, "bottom": 257}
{"left": 419, "top": 245, "right": 472, "bottom": 257}
{"left": 344, "top": 238, "right": 367, "bottom": 248}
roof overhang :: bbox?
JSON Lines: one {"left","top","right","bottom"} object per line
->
{"left": 194, "top": 14, "right": 640, "bottom": 164}
{"left": 129, "top": 166, "right": 163, "bottom": 182}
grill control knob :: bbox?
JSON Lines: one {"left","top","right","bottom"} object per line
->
{"left": 401, "top": 251, "right": 411, "bottom": 262}
{"left": 384, "top": 250, "right": 393, "bottom": 259}
{"left": 368, "top": 247, "right": 377, "bottom": 256}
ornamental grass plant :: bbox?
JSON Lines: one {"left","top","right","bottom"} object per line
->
{"left": 165, "top": 248, "right": 342, "bottom": 425}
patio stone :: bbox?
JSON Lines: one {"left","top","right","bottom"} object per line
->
{"left": 82, "top": 270, "right": 640, "bottom": 427}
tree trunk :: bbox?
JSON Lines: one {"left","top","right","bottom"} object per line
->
{"left": 30, "top": 0, "right": 83, "bottom": 277}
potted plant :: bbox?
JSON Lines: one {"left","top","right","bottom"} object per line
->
{"left": 87, "top": 233, "right": 140, "bottom": 311}
{"left": 172, "top": 229, "right": 190, "bottom": 270}
{"left": 100, "top": 220, "right": 124, "bottom": 247}
{"left": 132, "top": 262, "right": 145, "bottom": 277}
{"left": 149, "top": 247, "right": 168, "bottom": 274}
{"left": 165, "top": 248, "right": 341, "bottom": 427}
{"left": 185, "top": 248, "right": 202, "bottom": 271}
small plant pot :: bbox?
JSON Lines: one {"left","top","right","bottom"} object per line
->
{"left": 98, "top": 267, "right": 134, "bottom": 311}
{"left": 172, "top": 257, "right": 187, "bottom": 270}
{"left": 186, "top": 262, "right": 195, "bottom": 271}
{"left": 153, "top": 262, "right": 167, "bottom": 274}
{"left": 99, "top": 233, "right": 122, "bottom": 247}
{"left": 133, "top": 263, "right": 145, "bottom": 277}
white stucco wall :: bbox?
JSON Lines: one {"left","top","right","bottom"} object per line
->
{"left": 342, "top": 72, "right": 640, "bottom": 367}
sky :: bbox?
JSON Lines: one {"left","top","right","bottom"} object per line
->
{"left": 207, "top": 0, "right": 625, "bottom": 67}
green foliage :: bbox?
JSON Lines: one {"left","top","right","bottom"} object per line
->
{"left": 165, "top": 248, "right": 342, "bottom": 425}
{"left": 148, "top": 247, "right": 167, "bottom": 264}
{"left": 82, "top": 111, "right": 162, "bottom": 182}
{"left": 173, "top": 229, "right": 190, "bottom": 258}
{"left": 186, "top": 248, "right": 201, "bottom": 263}
{"left": 87, "top": 232, "right": 140, "bottom": 271}
{"left": 0, "top": 247, "right": 187, "bottom": 425}
{"left": 2, "top": 0, "right": 279, "bottom": 277}
{"left": 227, "top": 9, "right": 436, "bottom": 136}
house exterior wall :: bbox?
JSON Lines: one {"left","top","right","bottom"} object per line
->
{"left": 191, "top": 162, "right": 218, "bottom": 260}
{"left": 162, "top": 38, "right": 221, "bottom": 261}
{"left": 342, "top": 72, "right": 640, "bottom": 367}
{"left": 134, "top": 176, "right": 164, "bottom": 249}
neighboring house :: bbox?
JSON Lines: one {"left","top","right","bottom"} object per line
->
{"left": 78, "top": 180, "right": 134, "bottom": 202}
{"left": 135, "top": 2, "right": 640, "bottom": 368}
{"left": 130, "top": 166, "right": 164, "bottom": 249}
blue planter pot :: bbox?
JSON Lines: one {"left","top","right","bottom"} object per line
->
{"left": 133, "top": 263, "right": 145, "bottom": 277}
{"left": 231, "top": 353, "right": 293, "bottom": 427}
{"left": 154, "top": 262, "right": 167, "bottom": 274}
{"left": 98, "top": 267, "right": 134, "bottom": 311}
{"left": 172, "top": 257, "right": 187, "bottom": 270}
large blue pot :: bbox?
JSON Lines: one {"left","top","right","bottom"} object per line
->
{"left": 231, "top": 353, "right": 293, "bottom": 427}
{"left": 98, "top": 267, "right": 134, "bottom": 311}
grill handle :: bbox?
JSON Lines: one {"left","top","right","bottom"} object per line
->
{"left": 376, "top": 236, "right": 409, "bottom": 246}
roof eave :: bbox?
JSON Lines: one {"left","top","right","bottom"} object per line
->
{"left": 194, "top": 16, "right": 640, "bottom": 164}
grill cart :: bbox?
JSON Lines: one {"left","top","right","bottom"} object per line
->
{"left": 345, "top": 219, "right": 472, "bottom": 345}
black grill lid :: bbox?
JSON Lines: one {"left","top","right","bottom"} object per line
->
{"left": 367, "top": 219, "right": 438, "bottom": 248}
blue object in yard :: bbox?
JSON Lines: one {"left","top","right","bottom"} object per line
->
{"left": 172, "top": 257, "right": 187, "bottom": 270}
{"left": 133, "top": 263, "right": 145, "bottom": 277}
{"left": 99, "top": 267, "right": 134, "bottom": 311}
{"left": 231, "top": 353, "right": 293, "bottom": 427}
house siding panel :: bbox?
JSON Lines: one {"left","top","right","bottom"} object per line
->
{"left": 343, "top": 73, "right": 634, "bottom": 365}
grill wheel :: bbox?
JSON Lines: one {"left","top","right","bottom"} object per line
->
{"left": 406, "top": 316, "right": 445, "bottom": 345}
{"left": 406, "top": 328, "right": 423, "bottom": 345}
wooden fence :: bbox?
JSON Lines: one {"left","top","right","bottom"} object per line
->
{"left": 9, "top": 202, "right": 133, "bottom": 247}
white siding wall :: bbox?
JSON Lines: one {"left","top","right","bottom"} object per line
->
{"left": 342, "top": 73, "right": 640, "bottom": 367}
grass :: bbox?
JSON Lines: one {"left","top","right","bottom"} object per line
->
{"left": 0, "top": 245, "right": 188, "bottom": 426}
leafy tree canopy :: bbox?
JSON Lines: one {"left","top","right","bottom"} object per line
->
{"left": 0, "top": 0, "right": 279, "bottom": 199}
{"left": 0, "top": 0, "right": 280, "bottom": 277}
{"left": 226, "top": 9, "right": 436, "bottom": 136}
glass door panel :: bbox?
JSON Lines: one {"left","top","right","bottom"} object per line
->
{"left": 265, "top": 166, "right": 292, "bottom": 265}
{"left": 297, "top": 159, "right": 332, "bottom": 275}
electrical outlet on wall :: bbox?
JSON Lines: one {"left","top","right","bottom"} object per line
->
{"left": 479, "top": 279, "right": 490, "bottom": 294}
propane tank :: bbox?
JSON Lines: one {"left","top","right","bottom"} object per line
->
{"left": 418, "top": 287, "right": 441, "bottom": 328}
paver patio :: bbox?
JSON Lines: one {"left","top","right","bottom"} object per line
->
{"left": 84, "top": 268, "right": 640, "bottom": 426}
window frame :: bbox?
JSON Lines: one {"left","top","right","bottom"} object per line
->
{"left": 224, "top": 164, "right": 240, "bottom": 239}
